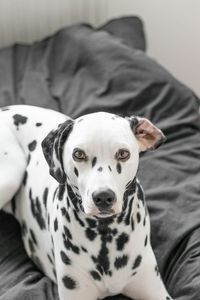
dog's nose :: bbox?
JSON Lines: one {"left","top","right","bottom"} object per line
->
{"left": 92, "top": 189, "right": 116, "bottom": 211}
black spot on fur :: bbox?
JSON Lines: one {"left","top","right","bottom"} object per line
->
{"left": 66, "top": 182, "right": 79, "bottom": 210}
{"left": 132, "top": 255, "right": 142, "bottom": 270}
{"left": 91, "top": 255, "right": 97, "bottom": 263}
{"left": 43, "top": 188, "right": 48, "bottom": 209}
{"left": 1, "top": 107, "right": 10, "bottom": 111}
{"left": 108, "top": 166, "right": 112, "bottom": 172}
{"left": 47, "top": 254, "right": 54, "bottom": 265}
{"left": 97, "top": 241, "right": 109, "bottom": 274}
{"left": 60, "top": 250, "right": 71, "bottom": 265}
{"left": 53, "top": 268, "right": 57, "bottom": 279}
{"left": 124, "top": 196, "right": 134, "bottom": 226}
{"left": 105, "top": 234, "right": 113, "bottom": 243}
{"left": 97, "top": 218, "right": 114, "bottom": 234}
{"left": 61, "top": 207, "right": 71, "bottom": 223}
{"left": 114, "top": 255, "right": 129, "bottom": 269}
{"left": 166, "top": 297, "right": 171, "bottom": 300}
{"left": 116, "top": 232, "right": 129, "bottom": 250}
{"left": 144, "top": 235, "right": 148, "bottom": 246}
{"left": 54, "top": 218, "right": 58, "bottom": 232}
{"left": 112, "top": 228, "right": 118, "bottom": 236}
{"left": 64, "top": 226, "right": 72, "bottom": 240}
{"left": 27, "top": 154, "right": 31, "bottom": 165}
{"left": 85, "top": 228, "right": 97, "bottom": 241}
{"left": 23, "top": 170, "right": 28, "bottom": 185}
{"left": 30, "top": 229, "right": 37, "bottom": 245}
{"left": 97, "top": 167, "right": 103, "bottom": 172}
{"left": 13, "top": 114, "right": 27, "bottom": 129}
{"left": 73, "top": 210, "right": 85, "bottom": 227}
{"left": 63, "top": 236, "right": 80, "bottom": 254}
{"left": 58, "top": 184, "right": 65, "bottom": 200}
{"left": 117, "top": 213, "right": 124, "bottom": 224}
{"left": 122, "top": 178, "right": 136, "bottom": 216}
{"left": 90, "top": 219, "right": 117, "bottom": 276}
{"left": 86, "top": 218, "right": 97, "bottom": 228}
{"left": 28, "top": 140, "right": 37, "bottom": 152}
{"left": 143, "top": 217, "right": 146, "bottom": 226}
{"left": 62, "top": 275, "right": 77, "bottom": 289}
{"left": 73, "top": 185, "right": 78, "bottom": 190}
{"left": 125, "top": 180, "right": 132, "bottom": 188}
{"left": 47, "top": 214, "right": 50, "bottom": 229}
{"left": 21, "top": 221, "right": 28, "bottom": 236}
{"left": 92, "top": 157, "right": 97, "bottom": 168}
{"left": 136, "top": 212, "right": 141, "bottom": 223}
{"left": 74, "top": 167, "right": 79, "bottom": 177}
{"left": 36, "top": 122, "right": 42, "bottom": 127}
{"left": 28, "top": 238, "right": 35, "bottom": 253}
{"left": 116, "top": 163, "right": 122, "bottom": 174}
{"left": 90, "top": 270, "right": 101, "bottom": 281}
{"left": 67, "top": 197, "right": 70, "bottom": 208}
{"left": 155, "top": 265, "right": 160, "bottom": 276}
{"left": 81, "top": 246, "right": 88, "bottom": 253}
{"left": 131, "top": 218, "right": 134, "bottom": 231}
{"left": 97, "top": 264, "right": 104, "bottom": 276}
{"left": 51, "top": 248, "right": 55, "bottom": 259}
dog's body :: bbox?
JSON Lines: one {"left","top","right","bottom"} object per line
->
{"left": 0, "top": 105, "right": 172, "bottom": 300}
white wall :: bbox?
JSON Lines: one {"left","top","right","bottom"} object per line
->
{"left": 0, "top": 0, "right": 199, "bottom": 96}
{"left": 106, "top": 0, "right": 200, "bottom": 97}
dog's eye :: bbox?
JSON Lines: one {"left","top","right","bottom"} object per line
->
{"left": 116, "top": 149, "right": 130, "bottom": 161}
{"left": 73, "top": 149, "right": 87, "bottom": 161}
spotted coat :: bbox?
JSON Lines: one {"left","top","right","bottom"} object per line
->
{"left": 0, "top": 105, "right": 172, "bottom": 300}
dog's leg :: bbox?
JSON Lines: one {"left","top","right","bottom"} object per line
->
{"left": 123, "top": 248, "right": 173, "bottom": 300}
{"left": 53, "top": 232, "right": 101, "bottom": 300}
{"left": 57, "top": 269, "right": 100, "bottom": 300}
{"left": 0, "top": 122, "right": 26, "bottom": 209}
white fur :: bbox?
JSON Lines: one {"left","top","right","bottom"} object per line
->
{"left": 0, "top": 105, "right": 172, "bottom": 300}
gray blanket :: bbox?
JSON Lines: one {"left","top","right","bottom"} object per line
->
{"left": 0, "top": 16, "right": 200, "bottom": 300}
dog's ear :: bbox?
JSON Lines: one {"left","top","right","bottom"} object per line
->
{"left": 126, "top": 116, "right": 167, "bottom": 152}
{"left": 41, "top": 119, "right": 74, "bottom": 183}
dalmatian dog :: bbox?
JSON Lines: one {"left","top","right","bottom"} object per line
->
{"left": 0, "top": 105, "right": 172, "bottom": 300}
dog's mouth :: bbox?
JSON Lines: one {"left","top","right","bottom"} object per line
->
{"left": 96, "top": 209, "right": 116, "bottom": 219}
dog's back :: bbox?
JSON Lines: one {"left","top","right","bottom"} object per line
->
{"left": 0, "top": 105, "right": 68, "bottom": 280}
{"left": 0, "top": 105, "right": 67, "bottom": 205}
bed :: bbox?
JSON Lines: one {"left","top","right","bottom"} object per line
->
{"left": 0, "top": 16, "right": 200, "bottom": 300}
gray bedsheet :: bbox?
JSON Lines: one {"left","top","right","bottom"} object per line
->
{"left": 0, "top": 16, "right": 200, "bottom": 300}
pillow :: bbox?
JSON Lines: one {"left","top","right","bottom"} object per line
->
{"left": 99, "top": 16, "right": 146, "bottom": 51}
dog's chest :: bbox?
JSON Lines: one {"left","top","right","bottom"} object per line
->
{"left": 13, "top": 174, "right": 150, "bottom": 291}
{"left": 52, "top": 193, "right": 150, "bottom": 294}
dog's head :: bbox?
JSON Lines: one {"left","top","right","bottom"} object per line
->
{"left": 42, "top": 112, "right": 166, "bottom": 218}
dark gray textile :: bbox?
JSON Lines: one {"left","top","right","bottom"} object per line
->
{"left": 0, "top": 16, "right": 200, "bottom": 300}
{"left": 99, "top": 16, "right": 146, "bottom": 51}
